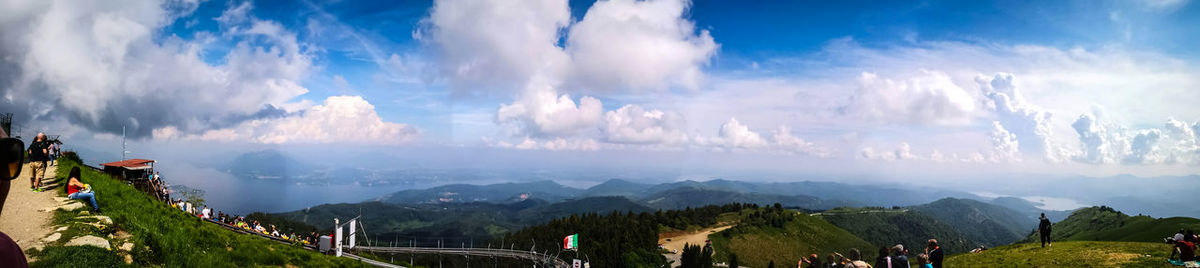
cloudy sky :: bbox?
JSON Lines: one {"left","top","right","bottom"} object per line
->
{"left": 2, "top": 0, "right": 1199, "bottom": 179}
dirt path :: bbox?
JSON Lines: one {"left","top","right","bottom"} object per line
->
{"left": 659, "top": 225, "right": 733, "bottom": 267}
{"left": 0, "top": 163, "right": 60, "bottom": 259}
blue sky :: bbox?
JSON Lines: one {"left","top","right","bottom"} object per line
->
{"left": 2, "top": 0, "right": 1199, "bottom": 178}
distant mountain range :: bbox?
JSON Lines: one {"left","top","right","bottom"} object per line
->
{"left": 226, "top": 149, "right": 314, "bottom": 180}
{"left": 373, "top": 178, "right": 989, "bottom": 211}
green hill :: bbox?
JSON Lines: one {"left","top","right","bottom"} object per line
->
{"left": 267, "top": 196, "right": 651, "bottom": 247}
{"left": 820, "top": 207, "right": 976, "bottom": 254}
{"left": 911, "top": 198, "right": 1035, "bottom": 247}
{"left": 710, "top": 206, "right": 874, "bottom": 268}
{"left": 379, "top": 180, "right": 582, "bottom": 204}
{"left": 945, "top": 241, "right": 1172, "bottom": 267}
{"left": 640, "top": 186, "right": 847, "bottom": 210}
{"left": 1023, "top": 206, "right": 1200, "bottom": 243}
{"left": 33, "top": 156, "right": 364, "bottom": 267}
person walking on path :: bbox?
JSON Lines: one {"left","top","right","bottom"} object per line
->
{"left": 1039, "top": 213, "right": 1053, "bottom": 248}
{"left": 26, "top": 133, "right": 50, "bottom": 192}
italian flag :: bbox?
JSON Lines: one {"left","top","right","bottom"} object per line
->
{"left": 563, "top": 234, "right": 579, "bottom": 250}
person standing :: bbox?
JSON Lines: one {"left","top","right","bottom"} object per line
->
{"left": 46, "top": 141, "right": 58, "bottom": 166}
{"left": 891, "top": 244, "right": 909, "bottom": 268}
{"left": 925, "top": 239, "right": 943, "bottom": 268}
{"left": 1039, "top": 213, "right": 1053, "bottom": 247}
{"left": 27, "top": 133, "right": 50, "bottom": 192}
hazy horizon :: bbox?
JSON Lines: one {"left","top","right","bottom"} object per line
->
{"left": 3, "top": 0, "right": 1198, "bottom": 217}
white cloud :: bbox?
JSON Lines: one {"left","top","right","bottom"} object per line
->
{"left": 704, "top": 118, "right": 767, "bottom": 150}
{"left": 496, "top": 80, "right": 604, "bottom": 138}
{"left": 696, "top": 118, "right": 830, "bottom": 156}
{"left": 603, "top": 104, "right": 689, "bottom": 145}
{"left": 1070, "top": 113, "right": 1124, "bottom": 164}
{"left": 0, "top": 0, "right": 328, "bottom": 138}
{"left": 426, "top": 0, "right": 723, "bottom": 150}
{"left": 842, "top": 70, "right": 976, "bottom": 125}
{"left": 976, "top": 73, "right": 1064, "bottom": 162}
{"left": 989, "top": 121, "right": 1021, "bottom": 162}
{"left": 422, "top": 0, "right": 570, "bottom": 92}
{"left": 1068, "top": 114, "right": 1200, "bottom": 165}
{"left": 154, "top": 96, "right": 418, "bottom": 144}
{"left": 566, "top": 0, "right": 717, "bottom": 91}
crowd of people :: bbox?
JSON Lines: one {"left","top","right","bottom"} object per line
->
{"left": 164, "top": 196, "right": 319, "bottom": 247}
{"left": 800, "top": 239, "right": 944, "bottom": 268}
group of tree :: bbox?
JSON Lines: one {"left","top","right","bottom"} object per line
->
{"left": 652, "top": 203, "right": 757, "bottom": 230}
{"left": 680, "top": 243, "right": 714, "bottom": 268}
{"left": 723, "top": 203, "right": 793, "bottom": 237}
{"left": 500, "top": 211, "right": 665, "bottom": 267}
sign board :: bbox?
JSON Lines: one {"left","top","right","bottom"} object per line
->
{"left": 573, "top": 259, "right": 582, "bottom": 268}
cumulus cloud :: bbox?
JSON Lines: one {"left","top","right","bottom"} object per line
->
{"left": 425, "top": 0, "right": 723, "bottom": 150}
{"left": 842, "top": 70, "right": 976, "bottom": 125}
{"left": 496, "top": 81, "right": 604, "bottom": 138}
{"left": 0, "top": 1, "right": 418, "bottom": 145}
{"left": 154, "top": 96, "right": 418, "bottom": 144}
{"left": 976, "top": 73, "right": 1066, "bottom": 162}
{"left": 989, "top": 121, "right": 1021, "bottom": 162}
{"left": 0, "top": 0, "right": 309, "bottom": 138}
{"left": 697, "top": 118, "right": 831, "bottom": 156}
{"left": 421, "top": 0, "right": 571, "bottom": 92}
{"left": 603, "top": 104, "right": 689, "bottom": 145}
{"left": 1068, "top": 114, "right": 1200, "bottom": 165}
{"left": 566, "top": 0, "right": 717, "bottom": 91}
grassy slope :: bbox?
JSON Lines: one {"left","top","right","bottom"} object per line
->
{"left": 32, "top": 157, "right": 364, "bottom": 267}
{"left": 710, "top": 210, "right": 874, "bottom": 268}
{"left": 945, "top": 241, "right": 1173, "bottom": 267}
{"left": 1022, "top": 206, "right": 1200, "bottom": 243}
{"left": 821, "top": 208, "right": 976, "bottom": 254}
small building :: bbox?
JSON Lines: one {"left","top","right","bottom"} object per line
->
{"left": 100, "top": 158, "right": 156, "bottom": 180}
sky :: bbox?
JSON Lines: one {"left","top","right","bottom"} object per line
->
{"left": 2, "top": 0, "right": 1200, "bottom": 180}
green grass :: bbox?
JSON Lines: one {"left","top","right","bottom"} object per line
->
{"left": 30, "top": 157, "right": 367, "bottom": 267}
{"left": 710, "top": 209, "right": 874, "bottom": 268}
{"left": 945, "top": 241, "right": 1174, "bottom": 267}
{"left": 1021, "top": 206, "right": 1200, "bottom": 243}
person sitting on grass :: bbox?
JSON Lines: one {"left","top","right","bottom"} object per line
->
{"left": 1174, "top": 238, "right": 1196, "bottom": 262}
{"left": 66, "top": 167, "right": 101, "bottom": 213}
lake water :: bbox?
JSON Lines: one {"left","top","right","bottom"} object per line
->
{"left": 153, "top": 163, "right": 417, "bottom": 215}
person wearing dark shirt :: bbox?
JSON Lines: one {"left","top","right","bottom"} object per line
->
{"left": 926, "top": 239, "right": 943, "bottom": 268}
{"left": 26, "top": 133, "right": 50, "bottom": 192}
{"left": 891, "top": 244, "right": 910, "bottom": 268}
{"left": 1039, "top": 213, "right": 1053, "bottom": 247}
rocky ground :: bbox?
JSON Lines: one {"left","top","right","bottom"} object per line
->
{"left": 0, "top": 163, "right": 138, "bottom": 263}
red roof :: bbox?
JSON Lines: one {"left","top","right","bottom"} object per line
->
{"left": 100, "top": 159, "right": 155, "bottom": 168}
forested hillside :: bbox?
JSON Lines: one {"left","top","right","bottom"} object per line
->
{"left": 710, "top": 205, "right": 873, "bottom": 268}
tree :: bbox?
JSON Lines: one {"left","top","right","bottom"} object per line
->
{"left": 728, "top": 253, "right": 739, "bottom": 268}
{"left": 767, "top": 260, "right": 775, "bottom": 268}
